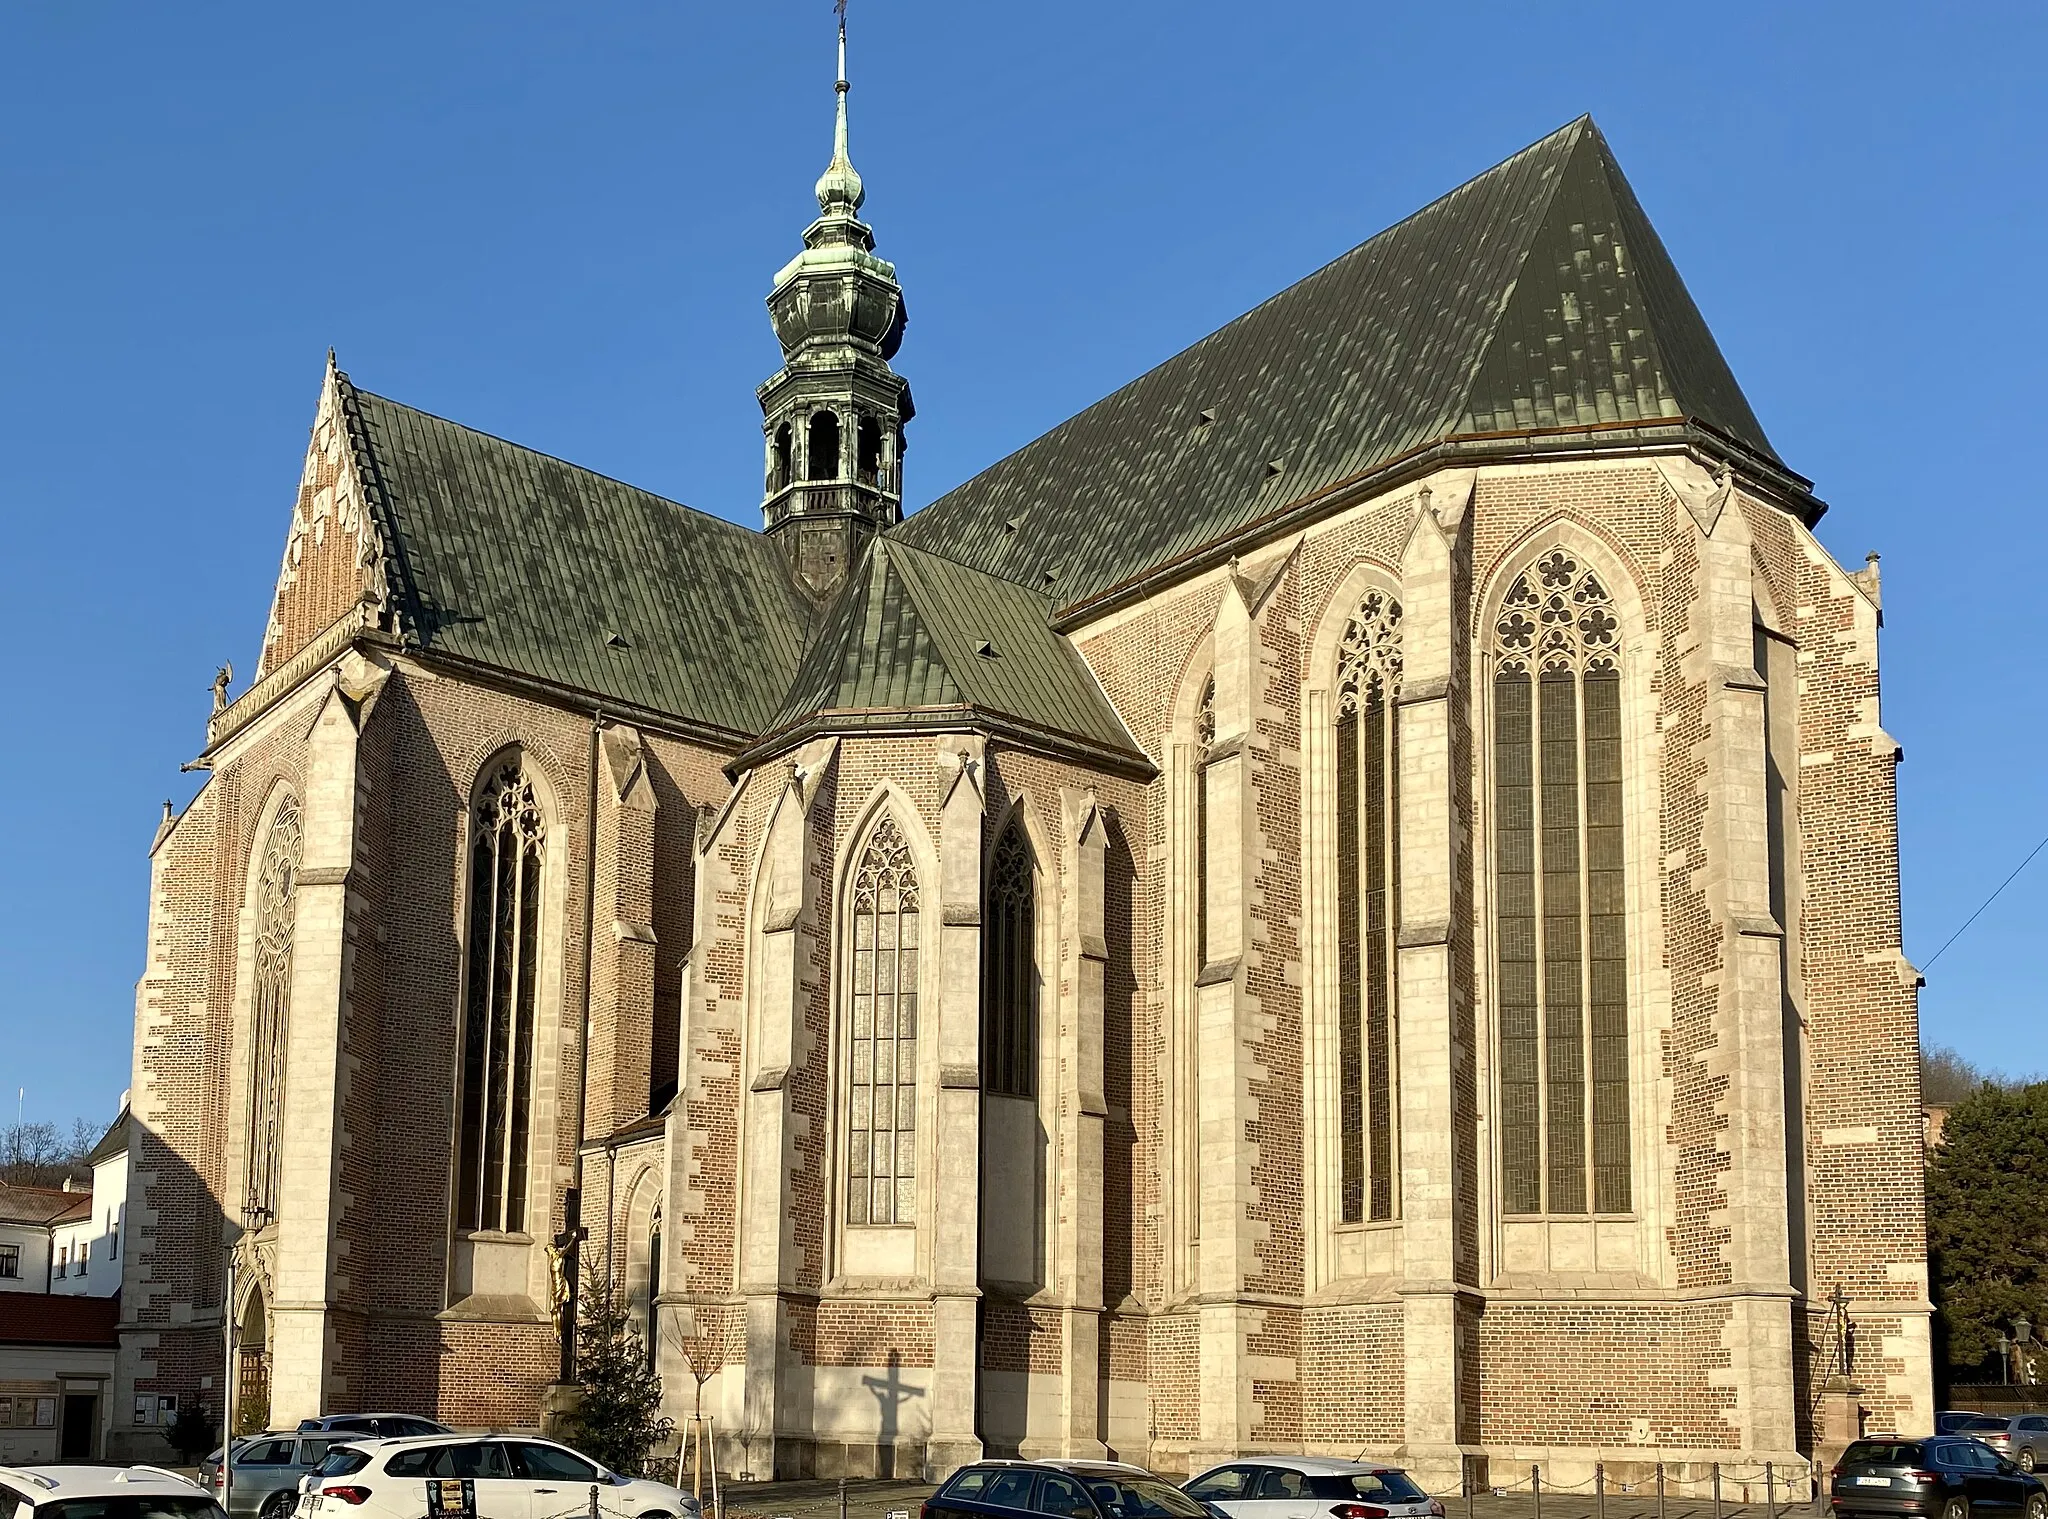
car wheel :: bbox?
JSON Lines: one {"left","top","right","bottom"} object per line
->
{"left": 260, "top": 1494, "right": 296, "bottom": 1519}
{"left": 2022, "top": 1450, "right": 2037, "bottom": 1474}
{"left": 1942, "top": 1497, "right": 1969, "bottom": 1519}
{"left": 2025, "top": 1493, "right": 2045, "bottom": 1519}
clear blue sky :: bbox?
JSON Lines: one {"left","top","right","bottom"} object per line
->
{"left": 3, "top": 2, "right": 2043, "bottom": 1127}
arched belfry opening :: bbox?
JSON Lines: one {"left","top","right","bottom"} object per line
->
{"left": 756, "top": 7, "right": 913, "bottom": 599}
{"left": 807, "top": 410, "right": 842, "bottom": 482}
{"left": 771, "top": 422, "right": 793, "bottom": 492}
{"left": 856, "top": 414, "right": 883, "bottom": 487}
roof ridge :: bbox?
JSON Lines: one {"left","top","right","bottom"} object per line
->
{"left": 346, "top": 381, "right": 768, "bottom": 547}
{"left": 882, "top": 535, "right": 1059, "bottom": 617}
{"left": 905, "top": 118, "right": 1595, "bottom": 531}
{"left": 1443, "top": 118, "right": 1590, "bottom": 441}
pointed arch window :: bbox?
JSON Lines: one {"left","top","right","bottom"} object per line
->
{"left": 849, "top": 816, "right": 920, "bottom": 1225}
{"left": 984, "top": 820, "right": 1036, "bottom": 1100}
{"left": 644, "top": 1205, "right": 663, "bottom": 1369}
{"left": 1195, "top": 675, "right": 1216, "bottom": 970}
{"left": 246, "top": 795, "right": 303, "bottom": 1221}
{"left": 1335, "top": 590, "right": 1403, "bottom": 1223}
{"left": 456, "top": 759, "right": 546, "bottom": 1235}
{"left": 1493, "top": 550, "right": 1629, "bottom": 1217}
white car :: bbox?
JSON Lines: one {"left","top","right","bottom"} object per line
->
{"left": 302, "top": 1436, "right": 702, "bottom": 1519}
{"left": 0, "top": 1464, "right": 227, "bottom": 1519}
{"left": 1185, "top": 1458, "right": 1443, "bottom": 1519}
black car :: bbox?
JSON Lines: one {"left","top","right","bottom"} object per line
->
{"left": 1831, "top": 1436, "right": 2047, "bottom": 1519}
{"left": 926, "top": 1461, "right": 1220, "bottom": 1519}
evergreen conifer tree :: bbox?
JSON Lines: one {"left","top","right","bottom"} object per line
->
{"left": 1927, "top": 1081, "right": 2048, "bottom": 1375}
{"left": 570, "top": 1263, "right": 674, "bottom": 1477}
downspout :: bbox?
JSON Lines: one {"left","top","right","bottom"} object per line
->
{"left": 560, "top": 713, "right": 603, "bottom": 1385}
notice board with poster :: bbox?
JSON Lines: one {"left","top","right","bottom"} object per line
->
{"left": 425, "top": 1479, "right": 476, "bottom": 1519}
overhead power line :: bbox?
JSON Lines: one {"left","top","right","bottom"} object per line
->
{"left": 1921, "top": 831, "right": 2048, "bottom": 971}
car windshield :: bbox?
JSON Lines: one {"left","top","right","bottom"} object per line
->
{"left": 1307, "top": 1474, "right": 1427, "bottom": 1503}
{"left": 44, "top": 1501, "right": 227, "bottom": 1519}
{"left": 1844, "top": 1443, "right": 1923, "bottom": 1465}
{"left": 1085, "top": 1480, "right": 1209, "bottom": 1519}
{"left": 1958, "top": 1419, "right": 2009, "bottom": 1433}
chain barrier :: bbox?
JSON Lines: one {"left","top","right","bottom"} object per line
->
{"left": 1422, "top": 1457, "right": 1820, "bottom": 1509}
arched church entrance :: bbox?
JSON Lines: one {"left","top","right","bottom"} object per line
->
{"left": 236, "top": 1283, "right": 272, "bottom": 1434}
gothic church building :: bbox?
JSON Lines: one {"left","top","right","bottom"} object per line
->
{"left": 112, "top": 43, "right": 1931, "bottom": 1486}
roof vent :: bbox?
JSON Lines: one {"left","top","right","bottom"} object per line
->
{"left": 1196, "top": 408, "right": 1217, "bottom": 428}
{"left": 1003, "top": 516, "right": 1023, "bottom": 533}
{"left": 976, "top": 640, "right": 1001, "bottom": 660}
{"left": 1265, "top": 459, "right": 1286, "bottom": 478}
{"left": 605, "top": 631, "right": 631, "bottom": 650}
{"left": 1040, "top": 566, "right": 1062, "bottom": 588}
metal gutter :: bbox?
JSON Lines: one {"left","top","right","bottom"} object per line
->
{"left": 1048, "top": 419, "right": 1824, "bottom": 636}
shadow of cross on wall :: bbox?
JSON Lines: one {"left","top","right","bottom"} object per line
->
{"left": 860, "top": 1351, "right": 926, "bottom": 1477}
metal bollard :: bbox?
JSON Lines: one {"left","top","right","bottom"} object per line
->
{"left": 1532, "top": 1464, "right": 1542, "bottom": 1519}
{"left": 1713, "top": 1463, "right": 1722, "bottom": 1519}
{"left": 1596, "top": 1462, "right": 1606, "bottom": 1519}
{"left": 840, "top": 1476, "right": 849, "bottom": 1519}
{"left": 1657, "top": 1462, "right": 1667, "bottom": 1519}
{"left": 588, "top": 1487, "right": 599, "bottom": 1519}
{"left": 1463, "top": 1454, "right": 1475, "bottom": 1519}
{"left": 1766, "top": 1463, "right": 1776, "bottom": 1519}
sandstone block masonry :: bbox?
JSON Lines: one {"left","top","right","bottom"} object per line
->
{"left": 112, "top": 417, "right": 1927, "bottom": 1480}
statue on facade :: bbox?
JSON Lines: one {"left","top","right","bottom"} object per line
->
{"left": 212, "top": 663, "right": 235, "bottom": 713}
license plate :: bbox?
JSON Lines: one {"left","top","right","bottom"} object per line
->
{"left": 1854, "top": 1478, "right": 1893, "bottom": 1487}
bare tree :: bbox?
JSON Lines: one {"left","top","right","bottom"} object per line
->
{"left": 0, "top": 1119, "right": 95, "bottom": 1189}
{"left": 1922, "top": 1045, "right": 2029, "bottom": 1107}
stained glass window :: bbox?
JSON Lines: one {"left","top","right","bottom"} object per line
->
{"left": 1493, "top": 550, "right": 1630, "bottom": 1216}
{"left": 848, "top": 816, "right": 920, "bottom": 1225}
{"left": 1335, "top": 591, "right": 1403, "bottom": 1223}
{"left": 1195, "top": 676, "right": 1215, "bottom": 970}
{"left": 983, "top": 820, "right": 1036, "bottom": 1099}
{"left": 247, "top": 795, "right": 302, "bottom": 1220}
{"left": 456, "top": 759, "right": 545, "bottom": 1234}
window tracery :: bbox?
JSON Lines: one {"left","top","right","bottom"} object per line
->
{"left": 246, "top": 795, "right": 302, "bottom": 1221}
{"left": 1195, "top": 676, "right": 1215, "bottom": 970}
{"left": 983, "top": 820, "right": 1036, "bottom": 1100}
{"left": 1492, "top": 550, "right": 1629, "bottom": 1217}
{"left": 848, "top": 815, "right": 920, "bottom": 1225}
{"left": 1334, "top": 590, "right": 1403, "bottom": 1223}
{"left": 456, "top": 759, "right": 546, "bottom": 1235}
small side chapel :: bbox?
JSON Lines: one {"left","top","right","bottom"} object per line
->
{"left": 110, "top": 20, "right": 1931, "bottom": 1490}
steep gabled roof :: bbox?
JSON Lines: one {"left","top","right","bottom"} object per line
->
{"left": 340, "top": 377, "right": 813, "bottom": 742}
{"left": 895, "top": 117, "right": 1801, "bottom": 614}
{"left": 744, "top": 539, "right": 1147, "bottom": 773}
{"left": 84, "top": 1107, "right": 128, "bottom": 1168}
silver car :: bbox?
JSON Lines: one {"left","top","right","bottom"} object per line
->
{"left": 1186, "top": 1458, "right": 1444, "bottom": 1519}
{"left": 200, "top": 1433, "right": 347, "bottom": 1519}
{"left": 2010, "top": 1416, "right": 2048, "bottom": 1474}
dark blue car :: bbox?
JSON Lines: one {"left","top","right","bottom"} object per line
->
{"left": 926, "top": 1461, "right": 1220, "bottom": 1519}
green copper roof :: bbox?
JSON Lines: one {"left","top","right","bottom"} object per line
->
{"left": 894, "top": 117, "right": 1793, "bottom": 613}
{"left": 748, "top": 538, "right": 1146, "bottom": 771}
{"left": 342, "top": 377, "right": 812, "bottom": 741}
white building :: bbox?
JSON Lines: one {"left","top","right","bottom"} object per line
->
{"left": 51, "top": 1106, "right": 128, "bottom": 1299}
{"left": 0, "top": 1103, "right": 129, "bottom": 1460}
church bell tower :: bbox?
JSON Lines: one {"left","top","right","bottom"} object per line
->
{"left": 759, "top": 8, "right": 913, "bottom": 600}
